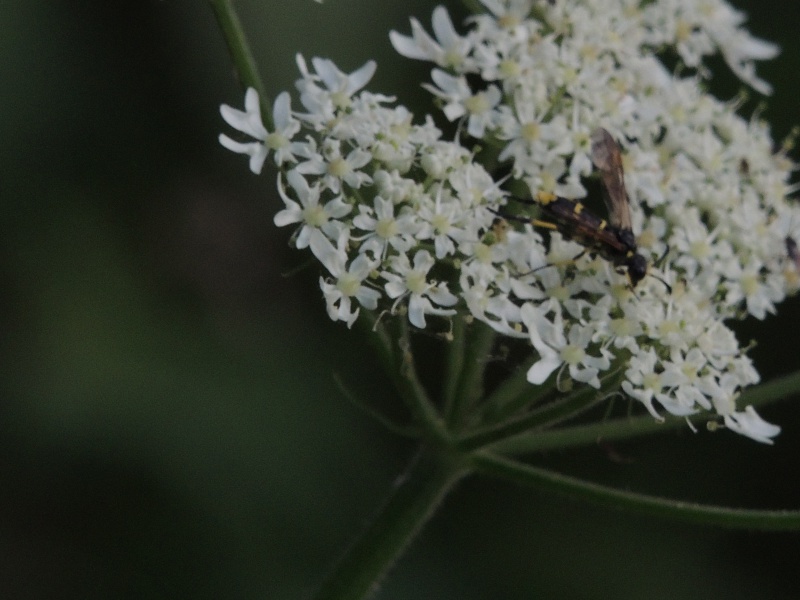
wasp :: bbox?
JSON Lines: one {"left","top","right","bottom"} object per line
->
{"left": 499, "top": 127, "right": 651, "bottom": 287}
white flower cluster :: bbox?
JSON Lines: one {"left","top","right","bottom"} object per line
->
{"left": 219, "top": 0, "right": 798, "bottom": 443}
{"left": 221, "top": 56, "right": 505, "bottom": 329}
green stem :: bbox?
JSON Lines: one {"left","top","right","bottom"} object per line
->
{"left": 313, "top": 448, "right": 470, "bottom": 600}
{"left": 456, "top": 377, "right": 605, "bottom": 450}
{"left": 480, "top": 355, "right": 554, "bottom": 421}
{"left": 392, "top": 318, "right": 452, "bottom": 443}
{"left": 740, "top": 369, "right": 800, "bottom": 407}
{"left": 208, "top": 0, "right": 273, "bottom": 130}
{"left": 445, "top": 319, "right": 496, "bottom": 429}
{"left": 356, "top": 312, "right": 398, "bottom": 385}
{"left": 487, "top": 368, "right": 800, "bottom": 455}
{"left": 487, "top": 413, "right": 677, "bottom": 454}
{"left": 356, "top": 312, "right": 449, "bottom": 443}
{"left": 471, "top": 452, "right": 800, "bottom": 530}
{"left": 441, "top": 315, "right": 467, "bottom": 421}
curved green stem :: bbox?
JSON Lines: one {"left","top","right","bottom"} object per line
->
{"left": 391, "top": 318, "right": 452, "bottom": 443}
{"left": 313, "top": 448, "right": 470, "bottom": 600}
{"left": 471, "top": 452, "right": 800, "bottom": 530}
{"left": 358, "top": 312, "right": 450, "bottom": 444}
{"left": 208, "top": 0, "right": 273, "bottom": 129}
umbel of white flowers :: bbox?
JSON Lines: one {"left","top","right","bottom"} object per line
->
{"left": 219, "top": 0, "right": 798, "bottom": 444}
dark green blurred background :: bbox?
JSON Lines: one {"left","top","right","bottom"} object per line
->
{"left": 2, "top": 1, "right": 800, "bottom": 598}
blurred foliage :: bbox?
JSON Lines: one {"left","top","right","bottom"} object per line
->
{"left": 1, "top": 1, "right": 799, "bottom": 598}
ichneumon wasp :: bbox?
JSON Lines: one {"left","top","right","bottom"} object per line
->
{"left": 496, "top": 127, "right": 656, "bottom": 288}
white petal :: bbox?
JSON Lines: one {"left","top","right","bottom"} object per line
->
{"left": 311, "top": 57, "right": 339, "bottom": 90}
{"left": 408, "top": 295, "right": 430, "bottom": 328}
{"left": 527, "top": 352, "right": 561, "bottom": 385}
{"left": 346, "top": 60, "right": 377, "bottom": 94}
{"left": 431, "top": 6, "right": 458, "bottom": 48}
{"left": 273, "top": 205, "right": 301, "bottom": 227}
{"left": 272, "top": 91, "right": 293, "bottom": 129}
{"left": 389, "top": 30, "right": 430, "bottom": 60}
{"left": 411, "top": 250, "right": 434, "bottom": 272}
{"left": 724, "top": 406, "right": 781, "bottom": 444}
{"left": 309, "top": 229, "right": 345, "bottom": 276}
{"left": 427, "top": 287, "right": 458, "bottom": 307}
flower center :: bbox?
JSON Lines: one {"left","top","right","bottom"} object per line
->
{"left": 499, "top": 59, "right": 520, "bottom": 79}
{"left": 474, "top": 242, "right": 492, "bottom": 263}
{"left": 465, "top": 92, "right": 490, "bottom": 116}
{"left": 690, "top": 240, "right": 710, "bottom": 260}
{"left": 328, "top": 157, "right": 351, "bottom": 178}
{"left": 337, "top": 273, "right": 361, "bottom": 297}
{"left": 549, "top": 285, "right": 570, "bottom": 302}
{"left": 405, "top": 270, "right": 427, "bottom": 294}
{"left": 375, "top": 218, "right": 397, "bottom": 239}
{"left": 431, "top": 213, "right": 451, "bottom": 235}
{"left": 643, "top": 372, "right": 661, "bottom": 391}
{"left": 330, "top": 91, "right": 351, "bottom": 110}
{"left": 610, "top": 318, "right": 634, "bottom": 337}
{"left": 741, "top": 274, "right": 759, "bottom": 296}
{"left": 443, "top": 49, "right": 463, "bottom": 69}
{"left": 658, "top": 319, "right": 679, "bottom": 336}
{"left": 681, "top": 363, "right": 698, "bottom": 382}
{"left": 675, "top": 19, "right": 692, "bottom": 42}
{"left": 521, "top": 121, "right": 541, "bottom": 142}
{"left": 303, "top": 205, "right": 328, "bottom": 227}
{"left": 560, "top": 345, "right": 586, "bottom": 366}
{"left": 266, "top": 131, "right": 288, "bottom": 150}
{"left": 497, "top": 14, "right": 520, "bottom": 29}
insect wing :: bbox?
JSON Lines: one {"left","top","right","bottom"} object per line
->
{"left": 787, "top": 236, "right": 800, "bottom": 271}
{"left": 543, "top": 197, "right": 629, "bottom": 257}
{"left": 590, "top": 127, "right": 633, "bottom": 231}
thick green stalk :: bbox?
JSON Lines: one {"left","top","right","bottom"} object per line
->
{"left": 313, "top": 448, "right": 470, "bottom": 600}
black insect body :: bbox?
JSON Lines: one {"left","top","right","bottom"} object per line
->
{"left": 499, "top": 127, "right": 650, "bottom": 287}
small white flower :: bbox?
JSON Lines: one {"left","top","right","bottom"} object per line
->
{"left": 520, "top": 304, "right": 610, "bottom": 389}
{"left": 294, "top": 55, "right": 377, "bottom": 127}
{"left": 309, "top": 230, "right": 382, "bottom": 328}
{"left": 622, "top": 348, "right": 667, "bottom": 420}
{"left": 295, "top": 138, "right": 373, "bottom": 193}
{"left": 423, "top": 70, "right": 501, "bottom": 138}
{"left": 219, "top": 90, "right": 301, "bottom": 173}
{"left": 389, "top": 5, "right": 473, "bottom": 70}
{"left": 352, "top": 196, "right": 418, "bottom": 258}
{"left": 382, "top": 250, "right": 458, "bottom": 328}
{"left": 273, "top": 169, "right": 352, "bottom": 248}
{"left": 219, "top": 87, "right": 268, "bottom": 174}
{"left": 266, "top": 91, "right": 303, "bottom": 166}
{"left": 415, "top": 191, "right": 466, "bottom": 259}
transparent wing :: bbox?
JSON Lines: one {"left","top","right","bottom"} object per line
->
{"left": 590, "top": 127, "right": 632, "bottom": 231}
